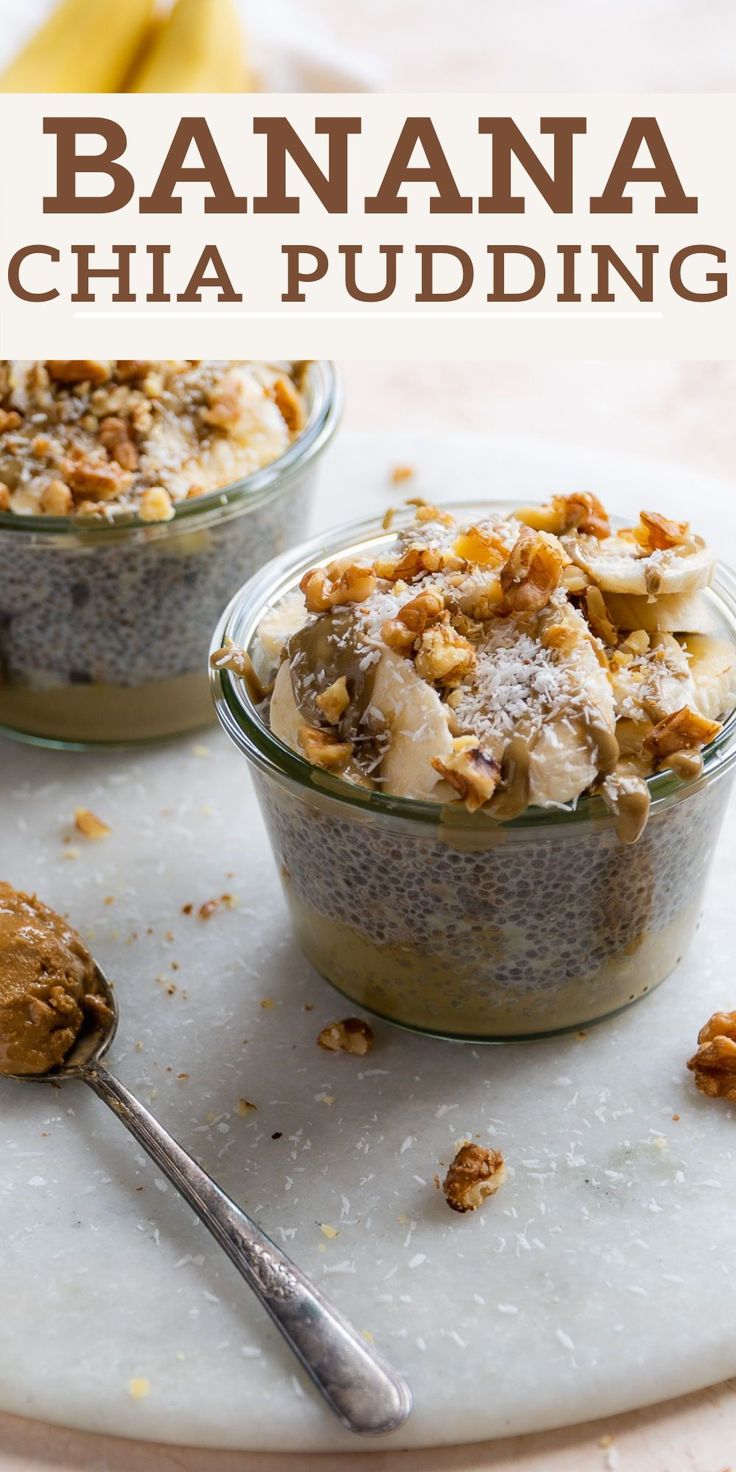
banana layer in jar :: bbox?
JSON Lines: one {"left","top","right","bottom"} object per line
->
{"left": 236, "top": 496, "right": 736, "bottom": 844}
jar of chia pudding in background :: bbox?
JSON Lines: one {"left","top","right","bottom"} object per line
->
{"left": 0, "top": 360, "right": 341, "bottom": 747}
{"left": 210, "top": 502, "right": 736, "bottom": 1042}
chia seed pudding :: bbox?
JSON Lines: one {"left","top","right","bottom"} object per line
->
{"left": 211, "top": 498, "right": 736, "bottom": 1040}
{"left": 0, "top": 360, "right": 340, "bottom": 745}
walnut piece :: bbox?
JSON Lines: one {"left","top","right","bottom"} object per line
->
{"left": 381, "top": 589, "right": 445, "bottom": 654}
{"left": 443, "top": 1142, "right": 507, "bottom": 1213}
{"left": 432, "top": 739, "right": 500, "bottom": 811}
{"left": 74, "top": 807, "right": 111, "bottom": 839}
{"left": 644, "top": 706, "right": 721, "bottom": 761}
{"left": 636, "top": 510, "right": 690, "bottom": 551}
{"left": 316, "top": 676, "right": 350, "bottom": 724}
{"left": 500, "top": 527, "right": 566, "bottom": 614}
{"left": 46, "top": 360, "right": 111, "bottom": 386}
{"left": 317, "top": 1018, "right": 374, "bottom": 1055}
{"left": 687, "top": 1011, "right": 736, "bottom": 1100}
{"left": 300, "top": 562, "right": 377, "bottom": 613}
{"left": 39, "top": 479, "right": 72, "bottom": 516}
{"left": 99, "top": 415, "right": 139, "bottom": 471}
{"left": 270, "top": 375, "right": 306, "bottom": 434}
{"left": 139, "top": 486, "right": 174, "bottom": 523}
{"left": 517, "top": 492, "right": 610, "bottom": 540}
{"left": 298, "top": 724, "right": 353, "bottom": 772}
{"left": 415, "top": 624, "right": 476, "bottom": 685}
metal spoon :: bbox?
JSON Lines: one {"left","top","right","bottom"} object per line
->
{"left": 8, "top": 964, "right": 412, "bottom": 1436}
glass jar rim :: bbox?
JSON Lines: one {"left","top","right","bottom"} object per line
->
{"left": 210, "top": 498, "right": 736, "bottom": 832}
{"left": 0, "top": 361, "right": 341, "bottom": 537}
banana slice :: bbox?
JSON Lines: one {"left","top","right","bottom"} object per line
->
{"left": 566, "top": 531, "right": 713, "bottom": 596}
{"left": 682, "top": 634, "right": 736, "bottom": 722}
{"left": 603, "top": 590, "right": 717, "bottom": 636}
{"left": 528, "top": 605, "right": 617, "bottom": 807}
{"left": 371, "top": 649, "right": 453, "bottom": 800}
{"left": 268, "top": 661, "right": 303, "bottom": 752}
{"left": 610, "top": 633, "right": 696, "bottom": 724}
{"left": 256, "top": 594, "right": 307, "bottom": 675}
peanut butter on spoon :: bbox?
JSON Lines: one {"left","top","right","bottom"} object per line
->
{"left": 0, "top": 881, "right": 110, "bottom": 1076}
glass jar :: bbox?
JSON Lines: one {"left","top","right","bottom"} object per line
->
{"left": 0, "top": 362, "right": 341, "bottom": 747}
{"left": 210, "top": 503, "right": 736, "bottom": 1042}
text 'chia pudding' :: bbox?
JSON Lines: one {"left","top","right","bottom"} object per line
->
{"left": 0, "top": 359, "right": 339, "bottom": 745}
{"left": 212, "top": 496, "right": 736, "bottom": 1040}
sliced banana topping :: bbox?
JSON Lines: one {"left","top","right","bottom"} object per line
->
{"left": 566, "top": 530, "right": 713, "bottom": 597}
{"left": 246, "top": 497, "right": 733, "bottom": 842}
{"left": 683, "top": 634, "right": 736, "bottom": 723}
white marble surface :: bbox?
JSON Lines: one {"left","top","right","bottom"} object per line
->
{"left": 1, "top": 430, "right": 736, "bottom": 1454}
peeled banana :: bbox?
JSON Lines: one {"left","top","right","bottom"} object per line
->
{"left": 0, "top": 0, "right": 156, "bottom": 92}
{"left": 528, "top": 605, "right": 617, "bottom": 807}
{"left": 566, "top": 531, "right": 713, "bottom": 597}
{"left": 129, "top": 0, "right": 250, "bottom": 92}
{"left": 603, "top": 589, "right": 717, "bottom": 636}
{"left": 371, "top": 649, "right": 453, "bottom": 800}
{"left": 683, "top": 635, "right": 736, "bottom": 723}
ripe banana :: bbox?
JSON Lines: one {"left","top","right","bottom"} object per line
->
{"left": 371, "top": 648, "right": 453, "bottom": 800}
{"left": 256, "top": 594, "right": 307, "bottom": 675}
{"left": 610, "top": 633, "right": 696, "bottom": 724}
{"left": 528, "top": 605, "right": 617, "bottom": 807}
{"left": 683, "top": 634, "right": 736, "bottom": 723}
{"left": 269, "top": 660, "right": 304, "bottom": 753}
{"left": 129, "top": 0, "right": 250, "bottom": 92}
{"left": 566, "top": 532, "right": 713, "bottom": 597}
{"left": 603, "top": 589, "right": 717, "bottom": 636}
{"left": 0, "top": 0, "right": 156, "bottom": 91}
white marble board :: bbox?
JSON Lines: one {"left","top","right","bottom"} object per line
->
{"left": 1, "top": 431, "right": 735, "bottom": 1453}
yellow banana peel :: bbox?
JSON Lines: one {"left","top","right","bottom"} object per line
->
{"left": 0, "top": 0, "right": 157, "bottom": 92}
{"left": 129, "top": 0, "right": 251, "bottom": 92}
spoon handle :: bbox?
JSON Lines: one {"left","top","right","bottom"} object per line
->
{"left": 85, "top": 1062, "right": 411, "bottom": 1436}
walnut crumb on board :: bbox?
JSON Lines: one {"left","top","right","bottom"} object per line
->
{"left": 443, "top": 1142, "right": 506, "bottom": 1213}
{"left": 74, "top": 808, "right": 110, "bottom": 839}
{"left": 317, "top": 1018, "right": 374, "bottom": 1055}
{"left": 687, "top": 1011, "right": 736, "bottom": 1100}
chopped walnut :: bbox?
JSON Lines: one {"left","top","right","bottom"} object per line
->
{"left": 316, "top": 676, "right": 350, "bottom": 724}
{"left": 432, "top": 739, "right": 500, "bottom": 811}
{"left": 0, "top": 484, "right": 9, "bottom": 512}
{"left": 540, "top": 620, "right": 581, "bottom": 655}
{"left": 558, "top": 492, "right": 610, "bottom": 539}
{"left": 139, "top": 486, "right": 174, "bottom": 523}
{"left": 687, "top": 1012, "right": 736, "bottom": 1100}
{"left": 40, "top": 479, "right": 73, "bottom": 516}
{"left": 99, "top": 415, "right": 139, "bottom": 471}
{"left": 644, "top": 706, "right": 721, "bottom": 762}
{"left": 74, "top": 807, "right": 111, "bottom": 839}
{"left": 517, "top": 492, "right": 610, "bottom": 540}
{"left": 415, "top": 623, "right": 476, "bottom": 685}
{"left": 397, "top": 589, "right": 445, "bottom": 632}
{"left": 64, "top": 456, "right": 128, "bottom": 501}
{"left": 46, "top": 360, "right": 111, "bottom": 386}
{"left": 414, "top": 503, "right": 455, "bottom": 526}
{"left": 390, "top": 464, "right": 415, "bottom": 485}
{"left": 500, "top": 527, "right": 566, "bottom": 613}
{"left": 381, "top": 619, "right": 417, "bottom": 654}
{"left": 636, "top": 510, "right": 690, "bottom": 551}
{"left": 300, "top": 562, "right": 377, "bottom": 613}
{"left": 298, "top": 725, "right": 353, "bottom": 772}
{"left": 443, "top": 1142, "right": 507, "bottom": 1213}
{"left": 584, "top": 585, "right": 618, "bottom": 646}
{"left": 317, "top": 1017, "right": 374, "bottom": 1055}
{"left": 270, "top": 375, "right": 306, "bottom": 434}
{"left": 0, "top": 409, "right": 22, "bottom": 433}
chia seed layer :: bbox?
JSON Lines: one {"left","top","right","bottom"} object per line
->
{"left": 254, "top": 767, "right": 732, "bottom": 1038}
